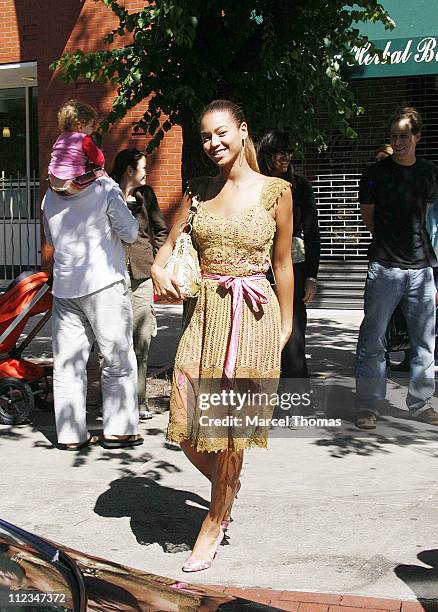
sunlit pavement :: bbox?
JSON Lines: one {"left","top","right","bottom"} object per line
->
{"left": 1, "top": 307, "right": 438, "bottom": 608}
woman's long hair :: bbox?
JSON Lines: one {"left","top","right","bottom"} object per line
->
{"left": 200, "top": 100, "right": 259, "bottom": 172}
{"left": 257, "top": 130, "right": 295, "bottom": 185}
{"left": 110, "top": 148, "right": 146, "bottom": 185}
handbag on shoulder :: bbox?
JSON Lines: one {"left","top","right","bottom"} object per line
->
{"left": 164, "top": 197, "right": 201, "bottom": 298}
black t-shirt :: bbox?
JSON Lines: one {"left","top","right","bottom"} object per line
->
{"left": 359, "top": 156, "right": 438, "bottom": 268}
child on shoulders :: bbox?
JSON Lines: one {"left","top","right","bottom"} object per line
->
{"left": 48, "top": 100, "right": 105, "bottom": 195}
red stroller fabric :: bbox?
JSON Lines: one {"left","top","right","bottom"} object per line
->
{"left": 0, "top": 271, "right": 52, "bottom": 382}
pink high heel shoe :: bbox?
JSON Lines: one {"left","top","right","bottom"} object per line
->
{"left": 182, "top": 526, "right": 224, "bottom": 573}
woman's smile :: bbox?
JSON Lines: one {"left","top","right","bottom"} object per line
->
{"left": 211, "top": 147, "right": 227, "bottom": 158}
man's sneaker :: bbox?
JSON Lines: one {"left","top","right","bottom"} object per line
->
{"left": 139, "top": 406, "right": 153, "bottom": 420}
{"left": 355, "top": 412, "right": 377, "bottom": 430}
{"left": 413, "top": 408, "right": 438, "bottom": 426}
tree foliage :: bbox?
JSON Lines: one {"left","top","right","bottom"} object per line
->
{"left": 52, "top": 0, "right": 393, "bottom": 176}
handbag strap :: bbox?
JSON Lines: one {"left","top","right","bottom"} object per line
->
{"left": 183, "top": 196, "right": 199, "bottom": 235}
{"left": 182, "top": 179, "right": 204, "bottom": 235}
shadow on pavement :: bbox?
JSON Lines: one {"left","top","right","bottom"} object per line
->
{"left": 0, "top": 406, "right": 171, "bottom": 472}
{"left": 94, "top": 476, "right": 209, "bottom": 554}
{"left": 313, "top": 410, "right": 438, "bottom": 458}
{"left": 0, "top": 409, "right": 57, "bottom": 447}
{"left": 313, "top": 426, "right": 438, "bottom": 459}
{"left": 303, "top": 372, "right": 438, "bottom": 458}
{"left": 307, "top": 318, "right": 357, "bottom": 374}
{"left": 394, "top": 549, "right": 438, "bottom": 608}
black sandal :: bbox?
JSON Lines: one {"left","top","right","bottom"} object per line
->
{"left": 59, "top": 435, "right": 99, "bottom": 451}
{"left": 99, "top": 435, "right": 144, "bottom": 449}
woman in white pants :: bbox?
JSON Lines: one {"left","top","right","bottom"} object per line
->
{"left": 42, "top": 175, "right": 143, "bottom": 450}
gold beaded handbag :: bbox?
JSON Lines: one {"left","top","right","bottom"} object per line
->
{"left": 164, "top": 196, "right": 201, "bottom": 298}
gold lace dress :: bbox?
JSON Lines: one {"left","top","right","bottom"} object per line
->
{"left": 167, "top": 176, "right": 290, "bottom": 452}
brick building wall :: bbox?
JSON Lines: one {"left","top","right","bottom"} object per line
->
{"left": 0, "top": 0, "right": 183, "bottom": 220}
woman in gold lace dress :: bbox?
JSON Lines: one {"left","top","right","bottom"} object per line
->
{"left": 151, "top": 100, "right": 293, "bottom": 572}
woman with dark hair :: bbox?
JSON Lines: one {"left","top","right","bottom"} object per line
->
{"left": 111, "top": 149, "right": 168, "bottom": 419}
{"left": 152, "top": 100, "right": 293, "bottom": 571}
{"left": 257, "top": 130, "right": 320, "bottom": 384}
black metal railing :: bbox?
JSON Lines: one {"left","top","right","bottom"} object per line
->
{"left": 0, "top": 171, "right": 41, "bottom": 285}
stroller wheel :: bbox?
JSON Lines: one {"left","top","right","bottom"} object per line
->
{"left": 0, "top": 378, "right": 34, "bottom": 425}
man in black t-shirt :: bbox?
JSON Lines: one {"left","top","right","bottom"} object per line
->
{"left": 355, "top": 106, "right": 438, "bottom": 429}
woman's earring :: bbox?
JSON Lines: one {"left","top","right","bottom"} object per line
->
{"left": 239, "top": 138, "right": 246, "bottom": 167}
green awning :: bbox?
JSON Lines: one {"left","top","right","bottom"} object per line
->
{"left": 347, "top": 0, "right": 438, "bottom": 79}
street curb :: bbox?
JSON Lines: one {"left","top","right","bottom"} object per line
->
{"left": 204, "top": 586, "right": 438, "bottom": 612}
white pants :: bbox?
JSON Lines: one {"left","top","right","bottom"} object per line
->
{"left": 52, "top": 280, "right": 139, "bottom": 444}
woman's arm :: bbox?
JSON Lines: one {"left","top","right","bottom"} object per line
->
{"left": 151, "top": 191, "right": 192, "bottom": 300}
{"left": 40, "top": 209, "right": 54, "bottom": 274}
{"left": 299, "top": 178, "right": 320, "bottom": 304}
{"left": 272, "top": 188, "right": 294, "bottom": 349}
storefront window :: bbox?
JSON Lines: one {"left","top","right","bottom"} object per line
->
{"left": 0, "top": 87, "right": 39, "bottom": 219}
{"left": 0, "top": 88, "right": 26, "bottom": 176}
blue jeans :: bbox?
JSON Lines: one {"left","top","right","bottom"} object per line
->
{"left": 355, "top": 262, "right": 436, "bottom": 416}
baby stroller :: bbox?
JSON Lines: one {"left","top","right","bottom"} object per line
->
{"left": 0, "top": 271, "right": 53, "bottom": 425}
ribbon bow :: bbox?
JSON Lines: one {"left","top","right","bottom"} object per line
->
{"left": 203, "top": 273, "right": 268, "bottom": 379}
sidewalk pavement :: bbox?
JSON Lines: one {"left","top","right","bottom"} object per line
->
{"left": 206, "top": 587, "right": 437, "bottom": 611}
{"left": 1, "top": 306, "right": 438, "bottom": 610}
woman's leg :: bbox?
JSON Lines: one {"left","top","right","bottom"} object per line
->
{"left": 180, "top": 440, "right": 240, "bottom": 521}
{"left": 180, "top": 439, "right": 215, "bottom": 480}
{"left": 129, "top": 277, "right": 157, "bottom": 415}
{"left": 188, "top": 449, "right": 243, "bottom": 561}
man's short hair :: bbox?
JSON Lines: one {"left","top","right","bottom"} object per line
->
{"left": 389, "top": 106, "right": 423, "bottom": 135}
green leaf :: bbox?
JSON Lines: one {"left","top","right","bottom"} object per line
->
{"left": 345, "top": 126, "right": 357, "bottom": 139}
{"left": 50, "top": 0, "right": 394, "bottom": 174}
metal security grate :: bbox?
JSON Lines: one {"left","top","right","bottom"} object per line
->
{"left": 300, "top": 74, "right": 438, "bottom": 307}
{"left": 0, "top": 171, "right": 41, "bottom": 286}
{"left": 313, "top": 173, "right": 370, "bottom": 260}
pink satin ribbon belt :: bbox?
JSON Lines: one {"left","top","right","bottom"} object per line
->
{"left": 202, "top": 272, "right": 268, "bottom": 379}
